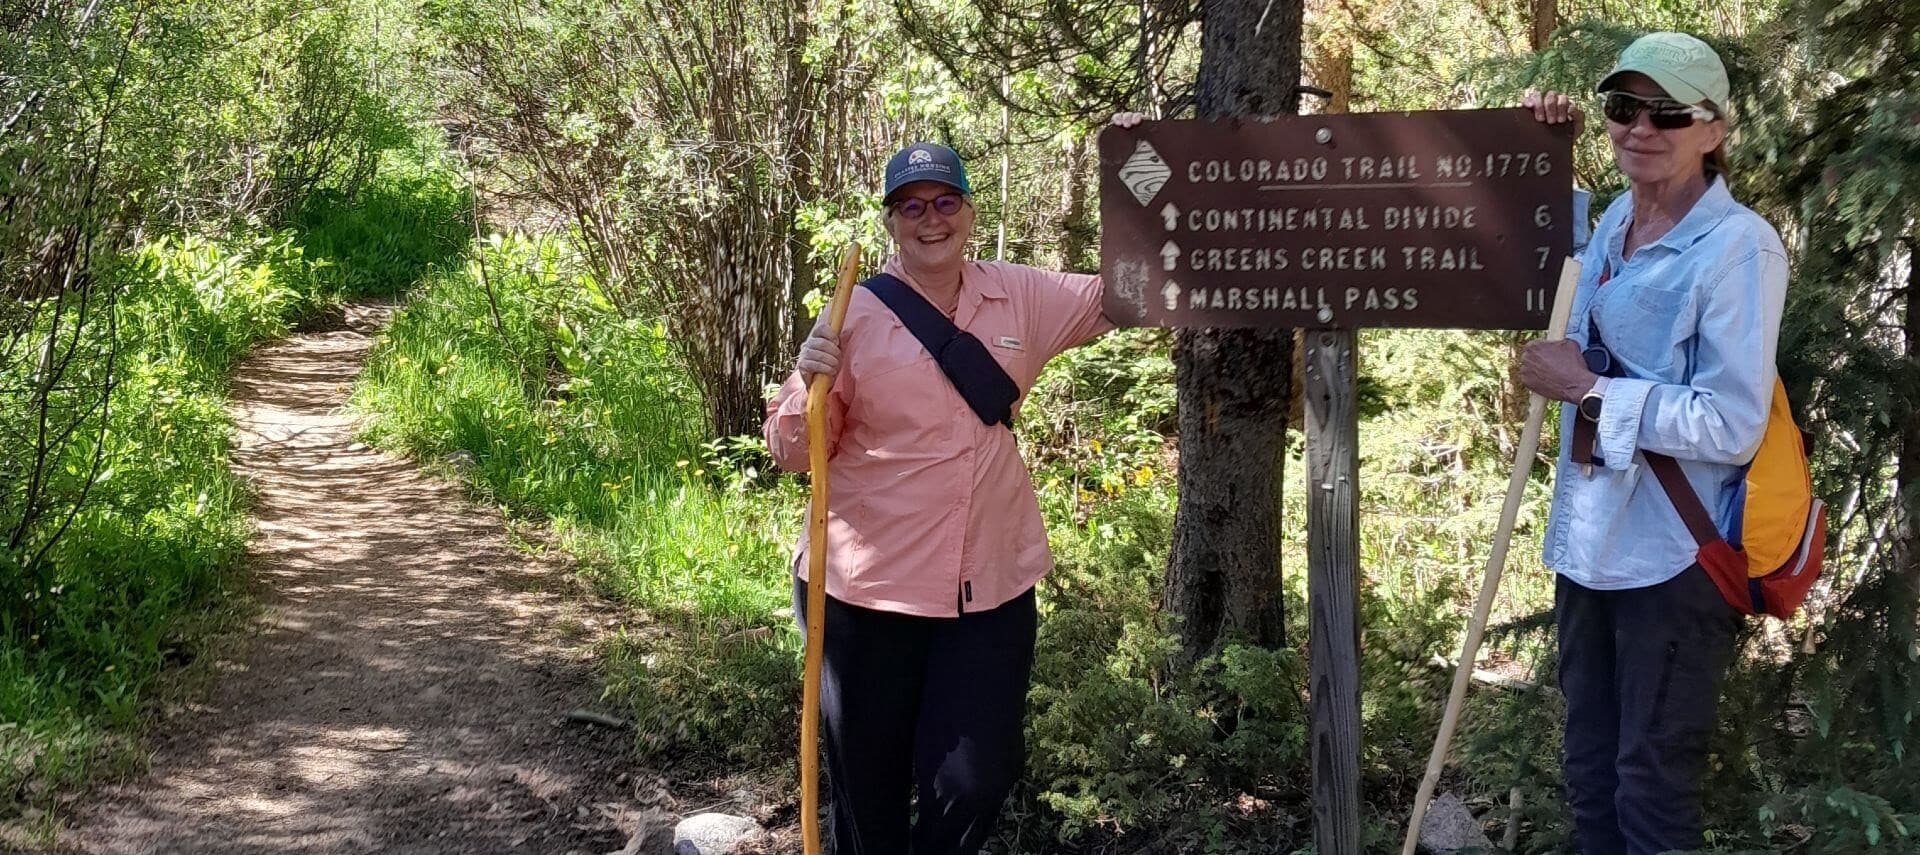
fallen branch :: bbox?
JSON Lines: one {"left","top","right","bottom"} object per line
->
{"left": 1426, "top": 654, "right": 1538, "bottom": 692}
{"left": 564, "top": 708, "right": 629, "bottom": 729}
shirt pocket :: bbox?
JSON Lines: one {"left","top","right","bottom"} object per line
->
{"left": 1604, "top": 284, "right": 1693, "bottom": 376}
{"left": 848, "top": 351, "right": 954, "bottom": 451}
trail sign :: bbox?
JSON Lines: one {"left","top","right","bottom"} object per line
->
{"left": 1099, "top": 107, "right": 1580, "bottom": 855}
{"left": 1098, "top": 109, "right": 1574, "bottom": 329}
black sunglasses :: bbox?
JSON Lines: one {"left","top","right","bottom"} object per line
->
{"left": 889, "top": 192, "right": 967, "bottom": 220}
{"left": 1601, "top": 91, "right": 1717, "bottom": 130}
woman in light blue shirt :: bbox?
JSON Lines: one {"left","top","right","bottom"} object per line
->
{"left": 1520, "top": 32, "right": 1788, "bottom": 855}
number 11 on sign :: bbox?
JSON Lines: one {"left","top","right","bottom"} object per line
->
{"left": 1526, "top": 287, "right": 1551, "bottom": 312}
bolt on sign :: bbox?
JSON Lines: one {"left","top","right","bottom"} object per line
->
{"left": 1099, "top": 109, "right": 1575, "bottom": 329}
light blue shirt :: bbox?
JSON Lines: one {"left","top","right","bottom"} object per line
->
{"left": 1544, "top": 177, "right": 1789, "bottom": 590}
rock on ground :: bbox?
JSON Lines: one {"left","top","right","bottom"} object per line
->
{"left": 1418, "top": 791, "right": 1496, "bottom": 853}
{"left": 672, "top": 813, "right": 765, "bottom": 855}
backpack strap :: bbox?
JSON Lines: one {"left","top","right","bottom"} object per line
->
{"left": 1648, "top": 449, "right": 1769, "bottom": 614}
{"left": 1643, "top": 451, "right": 1721, "bottom": 548}
{"left": 1571, "top": 408, "right": 1599, "bottom": 468}
{"left": 861, "top": 273, "right": 1020, "bottom": 428}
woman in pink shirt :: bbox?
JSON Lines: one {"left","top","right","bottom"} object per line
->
{"left": 763, "top": 141, "right": 1112, "bottom": 853}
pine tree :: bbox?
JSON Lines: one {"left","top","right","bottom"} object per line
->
{"left": 1741, "top": 0, "right": 1920, "bottom": 838}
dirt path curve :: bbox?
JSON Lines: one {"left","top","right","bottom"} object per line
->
{"left": 58, "top": 304, "right": 656, "bottom": 854}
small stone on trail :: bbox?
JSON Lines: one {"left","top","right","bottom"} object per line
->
{"left": 1417, "top": 792, "right": 1495, "bottom": 853}
{"left": 673, "top": 813, "right": 764, "bottom": 855}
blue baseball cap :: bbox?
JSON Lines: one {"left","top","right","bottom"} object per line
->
{"left": 883, "top": 142, "right": 971, "bottom": 203}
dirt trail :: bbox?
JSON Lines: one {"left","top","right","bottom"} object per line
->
{"left": 56, "top": 304, "right": 659, "bottom": 854}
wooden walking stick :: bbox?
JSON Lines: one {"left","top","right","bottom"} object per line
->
{"left": 1401, "top": 257, "right": 1580, "bottom": 855}
{"left": 802, "top": 242, "right": 862, "bottom": 855}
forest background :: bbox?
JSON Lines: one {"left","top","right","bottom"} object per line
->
{"left": 3, "top": 0, "right": 1916, "bottom": 851}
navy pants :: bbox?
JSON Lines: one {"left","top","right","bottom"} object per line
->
{"left": 1556, "top": 566, "right": 1741, "bottom": 854}
{"left": 794, "top": 580, "right": 1037, "bottom": 855}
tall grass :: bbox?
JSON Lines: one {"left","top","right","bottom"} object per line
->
{"left": 290, "top": 146, "right": 469, "bottom": 301}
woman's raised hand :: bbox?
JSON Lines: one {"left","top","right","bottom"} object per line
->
{"left": 1522, "top": 89, "right": 1584, "bottom": 135}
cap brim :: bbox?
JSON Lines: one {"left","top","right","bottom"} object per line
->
{"left": 882, "top": 176, "right": 968, "bottom": 204}
{"left": 1596, "top": 65, "right": 1712, "bottom": 108}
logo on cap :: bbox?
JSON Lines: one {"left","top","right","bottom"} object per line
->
{"left": 1633, "top": 41, "right": 1705, "bottom": 65}
{"left": 909, "top": 149, "right": 932, "bottom": 165}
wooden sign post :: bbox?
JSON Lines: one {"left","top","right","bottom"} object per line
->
{"left": 1304, "top": 324, "right": 1362, "bottom": 853}
{"left": 1098, "top": 109, "right": 1574, "bottom": 855}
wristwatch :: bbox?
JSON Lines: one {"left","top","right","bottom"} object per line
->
{"left": 1578, "top": 386, "right": 1605, "bottom": 422}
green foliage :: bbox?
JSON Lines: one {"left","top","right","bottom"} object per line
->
{"left": 1758, "top": 785, "right": 1920, "bottom": 853}
{"left": 2, "top": 124, "right": 461, "bottom": 827}
{"left": 290, "top": 147, "right": 471, "bottom": 300}
{"left": 2, "top": 0, "right": 435, "bottom": 636}
{"left": 893, "top": 0, "right": 1200, "bottom": 123}
{"left": 1021, "top": 328, "right": 1178, "bottom": 514}
{"left": 0, "top": 234, "right": 312, "bottom": 822}
{"left": 354, "top": 233, "right": 708, "bottom": 511}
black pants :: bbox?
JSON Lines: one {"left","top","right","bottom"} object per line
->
{"left": 1556, "top": 566, "right": 1741, "bottom": 855}
{"left": 794, "top": 580, "right": 1037, "bottom": 855}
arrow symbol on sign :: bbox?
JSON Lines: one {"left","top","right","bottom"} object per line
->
{"left": 1162, "top": 280, "right": 1181, "bottom": 311}
{"left": 1161, "top": 203, "right": 1179, "bottom": 231}
{"left": 1160, "top": 241, "right": 1180, "bottom": 271}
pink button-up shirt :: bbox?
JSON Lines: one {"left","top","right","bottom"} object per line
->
{"left": 764, "top": 257, "right": 1111, "bottom": 617}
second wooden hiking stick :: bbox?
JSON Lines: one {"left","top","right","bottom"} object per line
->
{"left": 802, "top": 242, "right": 862, "bottom": 855}
{"left": 1401, "top": 257, "right": 1580, "bottom": 855}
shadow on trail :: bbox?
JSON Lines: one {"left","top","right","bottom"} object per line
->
{"left": 58, "top": 308, "right": 654, "bottom": 855}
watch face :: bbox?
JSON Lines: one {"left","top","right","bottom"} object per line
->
{"left": 1580, "top": 395, "right": 1603, "bottom": 421}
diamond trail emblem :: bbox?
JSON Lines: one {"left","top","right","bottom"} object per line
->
{"left": 1118, "top": 140, "right": 1171, "bottom": 207}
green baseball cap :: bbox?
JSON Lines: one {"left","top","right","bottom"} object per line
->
{"left": 1597, "top": 32, "right": 1730, "bottom": 115}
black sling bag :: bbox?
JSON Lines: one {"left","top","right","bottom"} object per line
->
{"left": 861, "top": 273, "right": 1020, "bottom": 428}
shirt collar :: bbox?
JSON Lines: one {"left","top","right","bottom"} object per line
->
{"left": 881, "top": 256, "right": 1007, "bottom": 304}
{"left": 1624, "top": 174, "right": 1735, "bottom": 256}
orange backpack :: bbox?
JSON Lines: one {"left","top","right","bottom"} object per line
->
{"left": 1644, "top": 379, "right": 1826, "bottom": 619}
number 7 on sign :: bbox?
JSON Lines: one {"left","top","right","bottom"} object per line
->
{"left": 1535, "top": 246, "right": 1552, "bottom": 270}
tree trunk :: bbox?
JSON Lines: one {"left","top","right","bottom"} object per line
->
{"left": 1304, "top": 8, "right": 1351, "bottom": 115}
{"left": 783, "top": 0, "right": 819, "bottom": 351}
{"left": 1059, "top": 134, "right": 1096, "bottom": 272}
{"left": 1163, "top": 0, "right": 1304, "bottom": 662}
{"left": 1508, "top": 0, "right": 1558, "bottom": 453}
{"left": 1896, "top": 238, "right": 1919, "bottom": 632}
{"left": 1530, "top": 0, "right": 1557, "bottom": 51}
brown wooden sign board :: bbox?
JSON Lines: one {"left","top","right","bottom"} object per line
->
{"left": 1098, "top": 109, "right": 1574, "bottom": 330}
